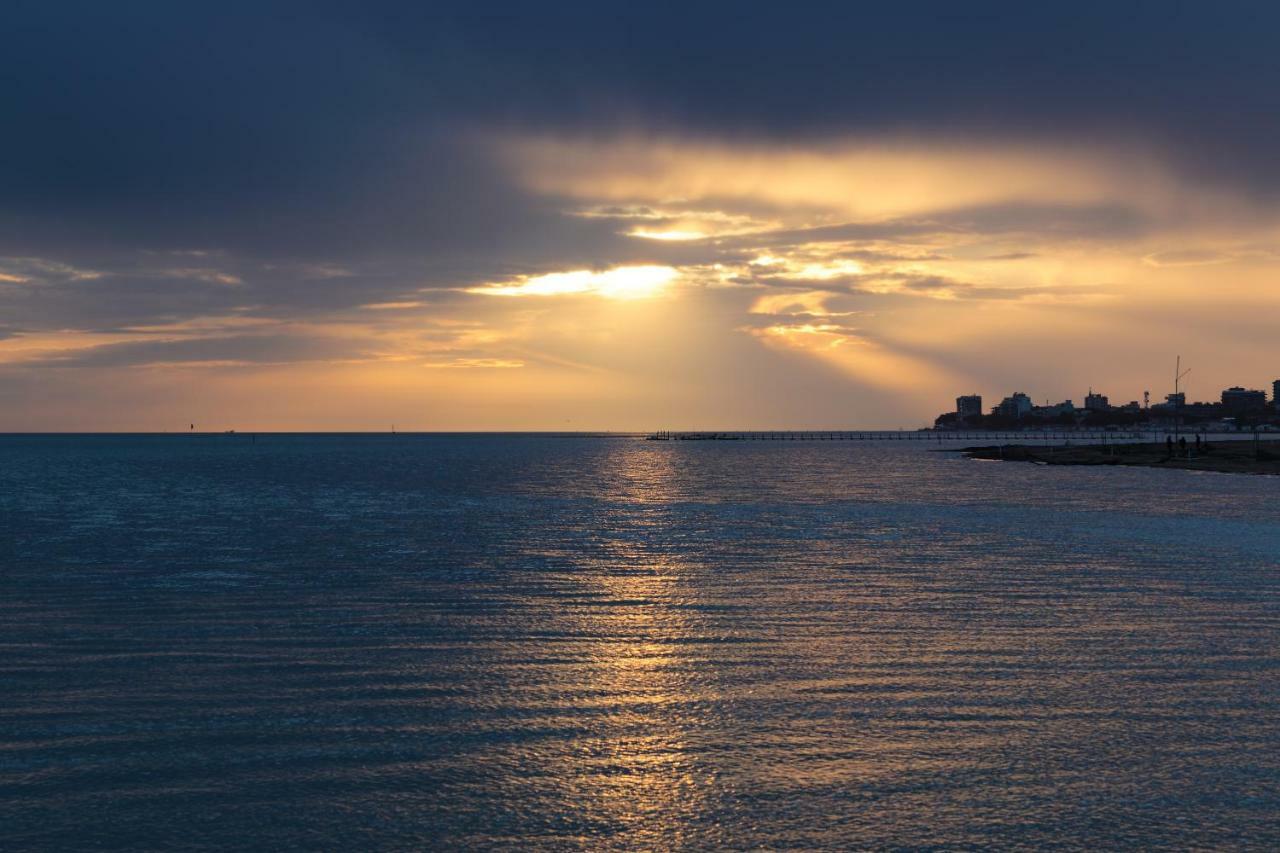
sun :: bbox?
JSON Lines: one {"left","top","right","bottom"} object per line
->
{"left": 467, "top": 265, "right": 679, "bottom": 300}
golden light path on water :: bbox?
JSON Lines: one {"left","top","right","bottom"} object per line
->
{"left": 547, "top": 443, "right": 712, "bottom": 847}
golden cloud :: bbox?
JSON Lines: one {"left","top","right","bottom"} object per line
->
{"left": 498, "top": 134, "right": 1195, "bottom": 221}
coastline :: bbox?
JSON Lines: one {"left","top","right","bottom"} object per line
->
{"left": 960, "top": 439, "right": 1280, "bottom": 475}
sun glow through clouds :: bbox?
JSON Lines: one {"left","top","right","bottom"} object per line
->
{"left": 467, "top": 265, "right": 679, "bottom": 299}
{"left": 626, "top": 228, "right": 707, "bottom": 241}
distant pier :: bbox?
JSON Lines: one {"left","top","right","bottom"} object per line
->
{"left": 645, "top": 430, "right": 1149, "bottom": 442}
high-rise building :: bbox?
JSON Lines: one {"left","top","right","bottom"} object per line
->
{"left": 1273, "top": 379, "right": 1280, "bottom": 405}
{"left": 996, "top": 392, "right": 1033, "bottom": 419}
{"left": 1221, "top": 387, "right": 1267, "bottom": 415}
{"left": 956, "top": 395, "right": 983, "bottom": 421}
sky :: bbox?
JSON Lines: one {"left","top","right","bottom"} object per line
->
{"left": 3, "top": 1, "right": 1280, "bottom": 430}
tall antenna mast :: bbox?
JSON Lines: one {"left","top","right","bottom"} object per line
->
{"left": 1174, "top": 355, "right": 1191, "bottom": 443}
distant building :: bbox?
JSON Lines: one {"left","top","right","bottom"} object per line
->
{"left": 1273, "top": 379, "right": 1280, "bottom": 405}
{"left": 995, "top": 392, "right": 1033, "bottom": 419}
{"left": 1152, "top": 393, "right": 1221, "bottom": 419}
{"left": 1034, "top": 400, "right": 1076, "bottom": 419}
{"left": 956, "top": 395, "right": 983, "bottom": 420}
{"left": 1221, "top": 386, "right": 1266, "bottom": 415}
{"left": 1084, "top": 389, "right": 1110, "bottom": 411}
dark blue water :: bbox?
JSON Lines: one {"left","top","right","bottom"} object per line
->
{"left": 2, "top": 434, "right": 1278, "bottom": 849}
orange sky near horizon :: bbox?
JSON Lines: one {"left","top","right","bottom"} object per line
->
{"left": 3, "top": 133, "right": 1279, "bottom": 431}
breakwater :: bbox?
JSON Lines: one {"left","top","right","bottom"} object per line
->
{"left": 963, "top": 438, "right": 1280, "bottom": 474}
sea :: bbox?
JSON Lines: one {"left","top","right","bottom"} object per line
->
{"left": 1, "top": 433, "right": 1278, "bottom": 850}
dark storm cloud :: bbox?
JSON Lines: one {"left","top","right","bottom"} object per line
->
{"left": 1, "top": 264, "right": 249, "bottom": 332}
{"left": 2, "top": 0, "right": 1278, "bottom": 335}
{"left": 6, "top": 1, "right": 1280, "bottom": 239}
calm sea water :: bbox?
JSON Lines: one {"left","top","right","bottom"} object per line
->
{"left": 1, "top": 434, "right": 1278, "bottom": 850}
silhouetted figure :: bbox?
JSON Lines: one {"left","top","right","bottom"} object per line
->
{"left": 1195, "top": 434, "right": 1202, "bottom": 451}
{"left": 1166, "top": 435, "right": 1174, "bottom": 457}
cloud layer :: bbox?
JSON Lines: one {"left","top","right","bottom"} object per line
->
{"left": 3, "top": 2, "right": 1280, "bottom": 429}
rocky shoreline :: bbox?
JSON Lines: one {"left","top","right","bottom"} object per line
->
{"left": 961, "top": 439, "right": 1280, "bottom": 475}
